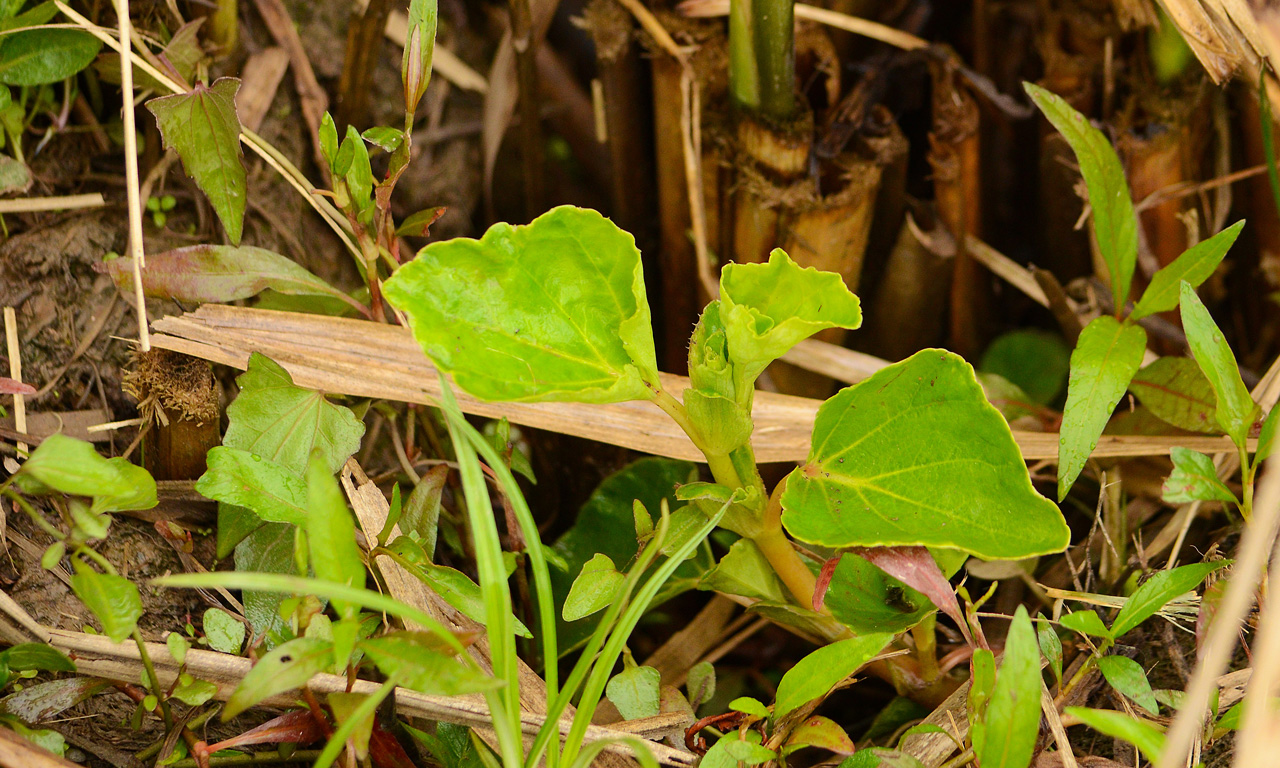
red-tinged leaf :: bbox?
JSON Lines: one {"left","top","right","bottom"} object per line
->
{"left": 204, "top": 710, "right": 326, "bottom": 753}
{"left": 854, "top": 546, "right": 978, "bottom": 648}
{"left": 783, "top": 715, "right": 855, "bottom": 755}
{"left": 812, "top": 554, "right": 841, "bottom": 612}
{"left": 98, "top": 245, "right": 361, "bottom": 313}
{"left": 0, "top": 376, "right": 34, "bottom": 395}
{"left": 395, "top": 206, "right": 446, "bottom": 238}
{"left": 370, "top": 719, "right": 419, "bottom": 768}
{"left": 146, "top": 78, "right": 247, "bottom": 243}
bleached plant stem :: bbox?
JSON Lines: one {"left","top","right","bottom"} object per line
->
{"left": 1158, "top": 461, "right": 1280, "bottom": 768}
{"left": 112, "top": 0, "right": 149, "bottom": 352}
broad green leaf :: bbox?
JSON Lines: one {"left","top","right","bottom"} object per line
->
{"left": 1037, "top": 625, "right": 1063, "bottom": 686}
{"left": 979, "top": 329, "right": 1070, "bottom": 405}
{"left": 1180, "top": 281, "right": 1260, "bottom": 446}
{"left": 224, "top": 637, "right": 334, "bottom": 719}
{"left": 341, "top": 126, "right": 375, "bottom": 224}
{"left": 70, "top": 564, "right": 142, "bottom": 644}
{"left": 1064, "top": 708, "right": 1165, "bottom": 764}
{"left": 1258, "top": 406, "right": 1279, "bottom": 464}
{"left": 702, "top": 732, "right": 774, "bottom": 768}
{"left": 100, "top": 245, "right": 354, "bottom": 307}
{"left": 1162, "top": 447, "right": 1237, "bottom": 505}
{"left": 773, "top": 633, "right": 893, "bottom": 720}
{"left": 0, "top": 28, "right": 99, "bottom": 85}
{"left": 203, "top": 607, "right": 245, "bottom": 654}
{"left": 146, "top": 78, "right": 247, "bottom": 244}
{"left": 563, "top": 554, "right": 624, "bottom": 622}
{"left": 362, "top": 126, "right": 404, "bottom": 153}
{"left": 545, "top": 458, "right": 702, "bottom": 654}
{"left": 730, "top": 697, "right": 770, "bottom": 718}
{"left": 383, "top": 206, "right": 660, "bottom": 403}
{"left": 1025, "top": 82, "right": 1137, "bottom": 309}
{"left": 167, "top": 633, "right": 189, "bottom": 664}
{"left": 975, "top": 606, "right": 1040, "bottom": 768}
{"left": 1129, "top": 357, "right": 1219, "bottom": 433}
{"left": 306, "top": 454, "right": 365, "bottom": 621}
{"left": 1132, "top": 221, "right": 1244, "bottom": 318}
{"left": 824, "top": 554, "right": 933, "bottom": 635}
{"left": 359, "top": 632, "right": 496, "bottom": 696}
{"left": 320, "top": 113, "right": 338, "bottom": 168}
{"left": 978, "top": 373, "right": 1043, "bottom": 423}
{"left": 698, "top": 539, "right": 788, "bottom": 603}
{"left": 781, "top": 350, "right": 1068, "bottom": 559}
{"left": 1058, "top": 610, "right": 1112, "bottom": 640}
{"left": 1057, "top": 315, "right": 1148, "bottom": 500}
{"left": 719, "top": 248, "right": 861, "bottom": 384}
{"left": 783, "top": 715, "right": 854, "bottom": 755}
{"left": 196, "top": 447, "right": 308, "bottom": 525}
{"left": 217, "top": 503, "right": 265, "bottom": 560}
{"left": 234, "top": 522, "right": 296, "bottom": 648}
{"left": 1112, "top": 561, "right": 1228, "bottom": 637}
{"left": 223, "top": 353, "right": 365, "bottom": 475}
{"left": 396, "top": 207, "right": 446, "bottom": 238}
{"left": 0, "top": 678, "right": 108, "bottom": 723}
{"left": 606, "top": 664, "right": 661, "bottom": 720}
{"left": 1098, "top": 655, "right": 1158, "bottom": 712}
{"left": 172, "top": 674, "right": 218, "bottom": 706}
{"left": 19, "top": 434, "right": 157, "bottom": 514}
{"left": 0, "top": 644, "right": 73, "bottom": 673}
{"left": 6, "top": 721, "right": 65, "bottom": 756}
{"left": 0, "top": 2, "right": 57, "bottom": 33}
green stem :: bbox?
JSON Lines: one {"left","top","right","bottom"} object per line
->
{"left": 750, "top": 478, "right": 816, "bottom": 609}
{"left": 133, "top": 627, "right": 174, "bottom": 728}
{"left": 1241, "top": 446, "right": 1255, "bottom": 522}
{"left": 752, "top": 0, "right": 795, "bottom": 121}
{"left": 727, "top": 0, "right": 759, "bottom": 111}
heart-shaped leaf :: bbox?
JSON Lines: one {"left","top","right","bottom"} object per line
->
{"left": 781, "top": 350, "right": 1068, "bottom": 560}
{"left": 196, "top": 447, "right": 308, "bottom": 525}
{"left": 383, "top": 205, "right": 660, "bottom": 403}
{"left": 606, "top": 664, "right": 661, "bottom": 720}
{"left": 563, "top": 554, "right": 625, "bottom": 622}
{"left": 1058, "top": 315, "right": 1147, "bottom": 500}
{"left": 146, "top": 78, "right": 247, "bottom": 243}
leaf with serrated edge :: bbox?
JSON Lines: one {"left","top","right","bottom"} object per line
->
{"left": 976, "top": 606, "right": 1041, "bottom": 768}
{"left": 1025, "top": 82, "right": 1137, "bottom": 309}
{"left": 100, "top": 245, "right": 353, "bottom": 306}
{"left": 1133, "top": 221, "right": 1244, "bottom": 318}
{"left": 1180, "top": 281, "right": 1259, "bottom": 447}
{"left": 1162, "top": 447, "right": 1237, "bottom": 505}
{"left": 1058, "top": 315, "right": 1147, "bottom": 500}
{"left": 1065, "top": 708, "right": 1165, "bottom": 763}
{"left": 719, "top": 248, "right": 861, "bottom": 385}
{"left": 1112, "top": 561, "right": 1228, "bottom": 638}
{"left": 1129, "top": 357, "right": 1218, "bottom": 433}
{"left": 223, "top": 353, "right": 365, "bottom": 476}
{"left": 383, "top": 206, "right": 659, "bottom": 403}
{"left": 224, "top": 638, "right": 334, "bottom": 719}
{"left": 196, "top": 447, "right": 308, "bottom": 525}
{"left": 146, "top": 78, "right": 247, "bottom": 243}
{"left": 782, "top": 350, "right": 1068, "bottom": 559}
{"left": 773, "top": 633, "right": 892, "bottom": 720}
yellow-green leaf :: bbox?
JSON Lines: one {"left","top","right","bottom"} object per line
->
{"left": 1132, "top": 221, "right": 1244, "bottom": 319}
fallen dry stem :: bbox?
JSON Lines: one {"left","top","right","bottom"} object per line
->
{"left": 111, "top": 0, "right": 149, "bottom": 353}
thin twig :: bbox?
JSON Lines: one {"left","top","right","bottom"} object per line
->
{"left": 0, "top": 193, "right": 105, "bottom": 214}
{"left": 112, "top": 0, "right": 149, "bottom": 352}
{"left": 3, "top": 307, "right": 26, "bottom": 456}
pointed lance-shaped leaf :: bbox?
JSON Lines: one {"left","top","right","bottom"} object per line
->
{"left": 1179, "top": 281, "right": 1259, "bottom": 448}
{"left": 146, "top": 78, "right": 248, "bottom": 244}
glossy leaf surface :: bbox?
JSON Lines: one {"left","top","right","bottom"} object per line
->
{"left": 1058, "top": 315, "right": 1147, "bottom": 499}
{"left": 224, "top": 637, "right": 334, "bottom": 718}
{"left": 70, "top": 565, "right": 142, "bottom": 644}
{"left": 782, "top": 350, "right": 1067, "bottom": 559}
{"left": 383, "top": 206, "right": 660, "bottom": 403}
{"left": 196, "top": 447, "right": 308, "bottom": 525}
{"left": 19, "top": 434, "right": 156, "bottom": 514}
{"left": 773, "top": 633, "right": 893, "bottom": 720}
{"left": 146, "top": 79, "right": 247, "bottom": 243}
